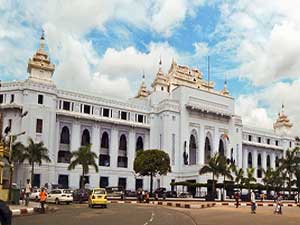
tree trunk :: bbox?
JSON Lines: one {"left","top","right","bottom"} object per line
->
{"left": 31, "top": 162, "right": 34, "bottom": 187}
{"left": 212, "top": 173, "right": 215, "bottom": 200}
{"left": 289, "top": 173, "right": 292, "bottom": 198}
{"left": 81, "top": 169, "right": 85, "bottom": 189}
{"left": 150, "top": 173, "right": 153, "bottom": 195}
{"left": 222, "top": 175, "right": 225, "bottom": 201}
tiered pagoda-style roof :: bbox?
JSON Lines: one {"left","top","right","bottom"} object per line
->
{"left": 273, "top": 104, "right": 293, "bottom": 130}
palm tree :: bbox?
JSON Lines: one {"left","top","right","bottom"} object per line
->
{"left": 279, "top": 148, "right": 299, "bottom": 197}
{"left": 11, "top": 141, "right": 25, "bottom": 163}
{"left": 262, "top": 168, "right": 275, "bottom": 194}
{"left": 199, "top": 153, "right": 221, "bottom": 199}
{"left": 68, "top": 144, "right": 98, "bottom": 189}
{"left": 218, "top": 156, "right": 233, "bottom": 201}
{"left": 243, "top": 168, "right": 256, "bottom": 196}
{"left": 22, "top": 138, "right": 51, "bottom": 186}
{"left": 232, "top": 165, "right": 244, "bottom": 191}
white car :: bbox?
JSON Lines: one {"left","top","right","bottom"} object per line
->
{"left": 30, "top": 189, "right": 41, "bottom": 201}
{"left": 46, "top": 189, "right": 73, "bottom": 204}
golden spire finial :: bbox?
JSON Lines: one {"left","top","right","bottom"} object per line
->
{"left": 39, "top": 29, "right": 45, "bottom": 50}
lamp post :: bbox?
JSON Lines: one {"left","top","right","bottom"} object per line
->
{"left": 8, "top": 131, "right": 26, "bottom": 203}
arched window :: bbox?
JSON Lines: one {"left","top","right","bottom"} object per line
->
{"left": 119, "top": 135, "right": 127, "bottom": 151}
{"left": 267, "top": 155, "right": 271, "bottom": 168}
{"left": 99, "top": 132, "right": 110, "bottom": 167}
{"left": 257, "top": 154, "right": 262, "bottom": 178}
{"left": 136, "top": 136, "right": 144, "bottom": 151}
{"left": 101, "top": 132, "right": 109, "bottom": 149}
{"left": 118, "top": 134, "right": 128, "bottom": 168}
{"left": 204, "top": 136, "right": 211, "bottom": 164}
{"left": 218, "top": 139, "right": 225, "bottom": 157}
{"left": 189, "top": 134, "right": 197, "bottom": 165}
{"left": 60, "top": 126, "right": 70, "bottom": 144}
{"left": 275, "top": 156, "right": 279, "bottom": 168}
{"left": 81, "top": 129, "right": 90, "bottom": 146}
{"left": 248, "top": 152, "right": 252, "bottom": 168}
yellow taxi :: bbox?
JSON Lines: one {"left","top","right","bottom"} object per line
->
{"left": 88, "top": 188, "right": 108, "bottom": 208}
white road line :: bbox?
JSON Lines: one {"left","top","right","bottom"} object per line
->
{"left": 143, "top": 211, "right": 155, "bottom": 225}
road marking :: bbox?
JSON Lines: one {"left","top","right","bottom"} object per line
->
{"left": 143, "top": 211, "right": 155, "bottom": 225}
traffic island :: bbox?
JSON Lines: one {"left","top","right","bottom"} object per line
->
{"left": 10, "top": 202, "right": 58, "bottom": 216}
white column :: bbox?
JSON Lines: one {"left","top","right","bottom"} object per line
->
{"left": 271, "top": 152, "right": 276, "bottom": 169}
{"left": 253, "top": 149, "right": 258, "bottom": 178}
{"left": 243, "top": 148, "right": 248, "bottom": 172}
{"left": 91, "top": 124, "right": 100, "bottom": 155}
{"left": 71, "top": 121, "right": 80, "bottom": 152}
{"left": 199, "top": 126, "right": 205, "bottom": 164}
{"left": 128, "top": 129, "right": 135, "bottom": 171}
{"left": 262, "top": 151, "right": 267, "bottom": 171}
{"left": 110, "top": 127, "right": 118, "bottom": 168}
{"left": 214, "top": 128, "right": 219, "bottom": 155}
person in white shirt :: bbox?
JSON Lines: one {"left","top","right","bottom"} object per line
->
{"left": 25, "top": 179, "right": 32, "bottom": 206}
{"left": 250, "top": 190, "right": 256, "bottom": 214}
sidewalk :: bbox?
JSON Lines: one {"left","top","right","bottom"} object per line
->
{"left": 9, "top": 201, "right": 56, "bottom": 216}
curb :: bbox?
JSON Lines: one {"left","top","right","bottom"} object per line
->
{"left": 108, "top": 200, "right": 216, "bottom": 209}
{"left": 216, "top": 202, "right": 300, "bottom": 207}
{"left": 11, "top": 205, "right": 58, "bottom": 217}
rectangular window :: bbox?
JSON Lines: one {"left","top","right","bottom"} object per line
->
{"left": 290, "top": 141, "right": 292, "bottom": 148}
{"left": 267, "top": 139, "right": 270, "bottom": 144}
{"left": 10, "top": 94, "right": 14, "bottom": 103}
{"left": 0, "top": 94, "right": 3, "bottom": 104}
{"left": 38, "top": 94, "right": 44, "bottom": 104}
{"left": 80, "top": 104, "right": 83, "bottom": 113}
{"left": 275, "top": 140, "right": 279, "bottom": 146}
{"left": 84, "top": 105, "right": 90, "bottom": 114}
{"left": 8, "top": 119, "right": 12, "bottom": 130}
{"left": 135, "top": 179, "right": 143, "bottom": 190}
{"left": 172, "top": 134, "right": 175, "bottom": 165}
{"left": 58, "top": 175, "right": 69, "bottom": 189}
{"left": 63, "top": 101, "right": 70, "bottom": 111}
{"left": 258, "top": 137, "right": 261, "bottom": 143}
{"left": 118, "top": 177, "right": 127, "bottom": 190}
{"left": 120, "top": 111, "right": 127, "bottom": 120}
{"left": 71, "top": 102, "right": 74, "bottom": 111}
{"left": 248, "top": 135, "right": 252, "bottom": 141}
{"left": 137, "top": 114, "right": 144, "bottom": 123}
{"left": 36, "top": 119, "right": 43, "bottom": 133}
{"left": 100, "top": 177, "right": 109, "bottom": 188}
{"left": 103, "top": 108, "right": 110, "bottom": 117}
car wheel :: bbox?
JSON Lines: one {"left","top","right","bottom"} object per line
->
{"left": 103, "top": 205, "right": 107, "bottom": 208}
{"left": 55, "top": 198, "right": 60, "bottom": 205}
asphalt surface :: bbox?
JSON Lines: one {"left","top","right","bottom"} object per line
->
{"left": 12, "top": 203, "right": 196, "bottom": 225}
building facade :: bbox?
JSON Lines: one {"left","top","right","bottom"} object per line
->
{"left": 0, "top": 36, "right": 295, "bottom": 192}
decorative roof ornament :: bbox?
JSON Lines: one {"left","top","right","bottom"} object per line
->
{"left": 273, "top": 104, "right": 293, "bottom": 134}
{"left": 135, "top": 70, "right": 149, "bottom": 98}
{"left": 27, "top": 31, "right": 55, "bottom": 84}
{"left": 220, "top": 75, "right": 230, "bottom": 96}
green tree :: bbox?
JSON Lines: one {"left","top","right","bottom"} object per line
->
{"left": 68, "top": 144, "right": 98, "bottom": 189}
{"left": 243, "top": 168, "right": 256, "bottom": 196}
{"left": 22, "top": 138, "right": 51, "bottom": 186}
{"left": 232, "top": 166, "right": 244, "bottom": 189}
{"left": 279, "top": 148, "right": 299, "bottom": 197}
{"left": 134, "top": 149, "right": 171, "bottom": 194}
{"left": 218, "top": 156, "right": 233, "bottom": 201}
{"left": 199, "top": 153, "right": 221, "bottom": 199}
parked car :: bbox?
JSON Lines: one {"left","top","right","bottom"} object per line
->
{"left": 166, "top": 191, "right": 177, "bottom": 198}
{"left": 106, "top": 186, "right": 125, "bottom": 199}
{"left": 154, "top": 188, "right": 166, "bottom": 198}
{"left": 72, "top": 189, "right": 90, "bottom": 203}
{"left": 177, "top": 192, "right": 193, "bottom": 198}
{"left": 30, "top": 188, "right": 41, "bottom": 201}
{"left": 0, "top": 200, "right": 12, "bottom": 225}
{"left": 88, "top": 188, "right": 108, "bottom": 208}
{"left": 46, "top": 189, "right": 73, "bottom": 204}
{"left": 125, "top": 190, "right": 136, "bottom": 197}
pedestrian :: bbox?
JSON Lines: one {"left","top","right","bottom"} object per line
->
{"left": 274, "top": 194, "right": 283, "bottom": 215}
{"left": 235, "top": 191, "right": 240, "bottom": 208}
{"left": 250, "top": 190, "right": 256, "bottom": 214}
{"left": 20, "top": 189, "right": 25, "bottom": 205}
{"left": 25, "top": 179, "right": 32, "bottom": 206}
{"left": 39, "top": 187, "right": 47, "bottom": 213}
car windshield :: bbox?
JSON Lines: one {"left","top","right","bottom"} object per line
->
{"left": 94, "top": 189, "right": 106, "bottom": 195}
{"left": 63, "top": 190, "right": 71, "bottom": 194}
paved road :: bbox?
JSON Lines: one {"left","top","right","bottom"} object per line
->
{"left": 13, "top": 203, "right": 196, "bottom": 225}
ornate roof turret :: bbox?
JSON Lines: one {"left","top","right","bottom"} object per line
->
{"left": 151, "top": 58, "right": 169, "bottom": 90}
{"left": 135, "top": 72, "right": 149, "bottom": 98}
{"left": 27, "top": 31, "right": 55, "bottom": 84}
{"left": 220, "top": 77, "right": 230, "bottom": 96}
{"left": 273, "top": 104, "right": 293, "bottom": 135}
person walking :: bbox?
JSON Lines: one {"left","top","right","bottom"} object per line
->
{"left": 235, "top": 191, "right": 240, "bottom": 208}
{"left": 25, "top": 179, "right": 32, "bottom": 206}
{"left": 250, "top": 190, "right": 256, "bottom": 214}
{"left": 39, "top": 187, "right": 47, "bottom": 213}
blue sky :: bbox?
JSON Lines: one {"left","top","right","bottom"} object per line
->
{"left": 1, "top": 0, "right": 300, "bottom": 133}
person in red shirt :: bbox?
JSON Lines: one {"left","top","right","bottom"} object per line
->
{"left": 39, "top": 187, "right": 47, "bottom": 213}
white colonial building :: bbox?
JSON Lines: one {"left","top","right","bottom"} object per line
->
{"left": 0, "top": 36, "right": 295, "bottom": 192}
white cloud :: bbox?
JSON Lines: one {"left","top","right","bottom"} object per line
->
{"left": 193, "top": 42, "right": 209, "bottom": 57}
